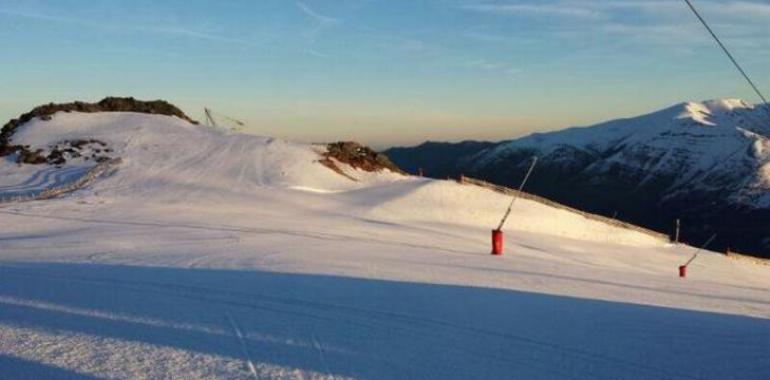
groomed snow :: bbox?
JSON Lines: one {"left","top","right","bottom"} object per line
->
{"left": 1, "top": 112, "right": 769, "bottom": 379}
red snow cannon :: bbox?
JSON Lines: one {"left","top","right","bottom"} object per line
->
{"left": 491, "top": 229, "right": 503, "bottom": 256}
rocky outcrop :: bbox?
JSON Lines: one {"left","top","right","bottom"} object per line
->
{"left": 321, "top": 141, "right": 403, "bottom": 175}
{"left": 1, "top": 97, "right": 197, "bottom": 159}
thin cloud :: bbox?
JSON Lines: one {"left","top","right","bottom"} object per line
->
{"left": 458, "top": 3, "right": 602, "bottom": 19}
{"left": 600, "top": 0, "right": 770, "bottom": 18}
{"left": 382, "top": 33, "right": 437, "bottom": 56}
{"left": 463, "top": 58, "right": 521, "bottom": 78}
{"left": 455, "top": 0, "right": 768, "bottom": 49}
{"left": 145, "top": 26, "right": 266, "bottom": 47}
{"left": 296, "top": 2, "right": 339, "bottom": 43}
{"left": 296, "top": 2, "right": 338, "bottom": 25}
{"left": 0, "top": 8, "right": 265, "bottom": 47}
{"left": 462, "top": 30, "right": 539, "bottom": 45}
{"left": 457, "top": 0, "right": 770, "bottom": 22}
{"left": 723, "top": 1, "right": 770, "bottom": 15}
{"left": 303, "top": 48, "right": 330, "bottom": 58}
{"left": 465, "top": 59, "right": 506, "bottom": 71}
{"left": 0, "top": 8, "right": 80, "bottom": 23}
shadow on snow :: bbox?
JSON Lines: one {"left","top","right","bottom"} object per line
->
{"left": 0, "top": 262, "right": 768, "bottom": 380}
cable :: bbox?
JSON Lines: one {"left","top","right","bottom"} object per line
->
{"left": 683, "top": 0, "right": 770, "bottom": 113}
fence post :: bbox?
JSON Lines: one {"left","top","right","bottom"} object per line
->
{"left": 671, "top": 219, "right": 680, "bottom": 244}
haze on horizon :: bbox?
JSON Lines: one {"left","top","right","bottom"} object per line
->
{"left": 1, "top": 0, "right": 769, "bottom": 149}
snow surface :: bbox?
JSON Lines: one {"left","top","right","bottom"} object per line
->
{"left": 1, "top": 112, "right": 769, "bottom": 379}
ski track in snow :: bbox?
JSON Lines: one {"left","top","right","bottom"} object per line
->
{"left": 227, "top": 311, "right": 259, "bottom": 379}
{"left": 0, "top": 112, "right": 769, "bottom": 379}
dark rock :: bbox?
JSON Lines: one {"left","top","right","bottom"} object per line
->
{"left": 323, "top": 141, "right": 403, "bottom": 174}
{"left": 0, "top": 97, "right": 197, "bottom": 156}
{"left": 16, "top": 148, "right": 47, "bottom": 164}
{"left": 46, "top": 149, "right": 66, "bottom": 165}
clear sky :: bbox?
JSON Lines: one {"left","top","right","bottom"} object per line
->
{"left": 1, "top": 0, "right": 769, "bottom": 148}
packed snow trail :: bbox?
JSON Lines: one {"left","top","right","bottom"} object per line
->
{"left": 1, "top": 261, "right": 768, "bottom": 379}
{"left": 1, "top": 112, "right": 769, "bottom": 379}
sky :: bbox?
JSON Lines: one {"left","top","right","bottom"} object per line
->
{"left": 1, "top": 0, "right": 769, "bottom": 148}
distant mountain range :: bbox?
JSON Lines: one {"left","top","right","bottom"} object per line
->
{"left": 386, "top": 99, "right": 770, "bottom": 258}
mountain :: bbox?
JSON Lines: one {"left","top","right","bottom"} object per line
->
{"left": 2, "top": 101, "right": 770, "bottom": 379}
{"left": 386, "top": 99, "right": 770, "bottom": 258}
{"left": 384, "top": 140, "right": 496, "bottom": 177}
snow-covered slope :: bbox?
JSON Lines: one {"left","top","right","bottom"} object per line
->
{"left": 6, "top": 112, "right": 402, "bottom": 199}
{"left": 1, "top": 111, "right": 660, "bottom": 246}
{"left": 1, "top": 110, "right": 769, "bottom": 379}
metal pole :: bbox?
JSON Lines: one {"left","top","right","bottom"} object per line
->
{"left": 204, "top": 108, "right": 217, "bottom": 127}
{"left": 675, "top": 219, "right": 681, "bottom": 244}
{"left": 496, "top": 156, "right": 538, "bottom": 231}
{"left": 684, "top": 233, "right": 717, "bottom": 267}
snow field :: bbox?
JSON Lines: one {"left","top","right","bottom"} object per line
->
{"left": 1, "top": 111, "right": 769, "bottom": 379}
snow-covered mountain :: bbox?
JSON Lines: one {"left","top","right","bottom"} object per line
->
{"left": 2, "top": 102, "right": 770, "bottom": 379}
{"left": 473, "top": 99, "right": 770, "bottom": 205}
{"left": 386, "top": 99, "right": 770, "bottom": 257}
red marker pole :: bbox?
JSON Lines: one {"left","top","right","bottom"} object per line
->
{"left": 491, "top": 157, "right": 538, "bottom": 256}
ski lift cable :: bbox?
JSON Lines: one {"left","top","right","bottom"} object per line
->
{"left": 683, "top": 0, "right": 770, "bottom": 113}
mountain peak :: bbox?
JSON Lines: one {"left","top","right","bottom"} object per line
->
{"left": 682, "top": 98, "right": 751, "bottom": 112}
{"left": 677, "top": 99, "right": 754, "bottom": 126}
{"left": 705, "top": 98, "right": 751, "bottom": 109}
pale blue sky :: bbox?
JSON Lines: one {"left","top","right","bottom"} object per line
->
{"left": 1, "top": 0, "right": 769, "bottom": 148}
